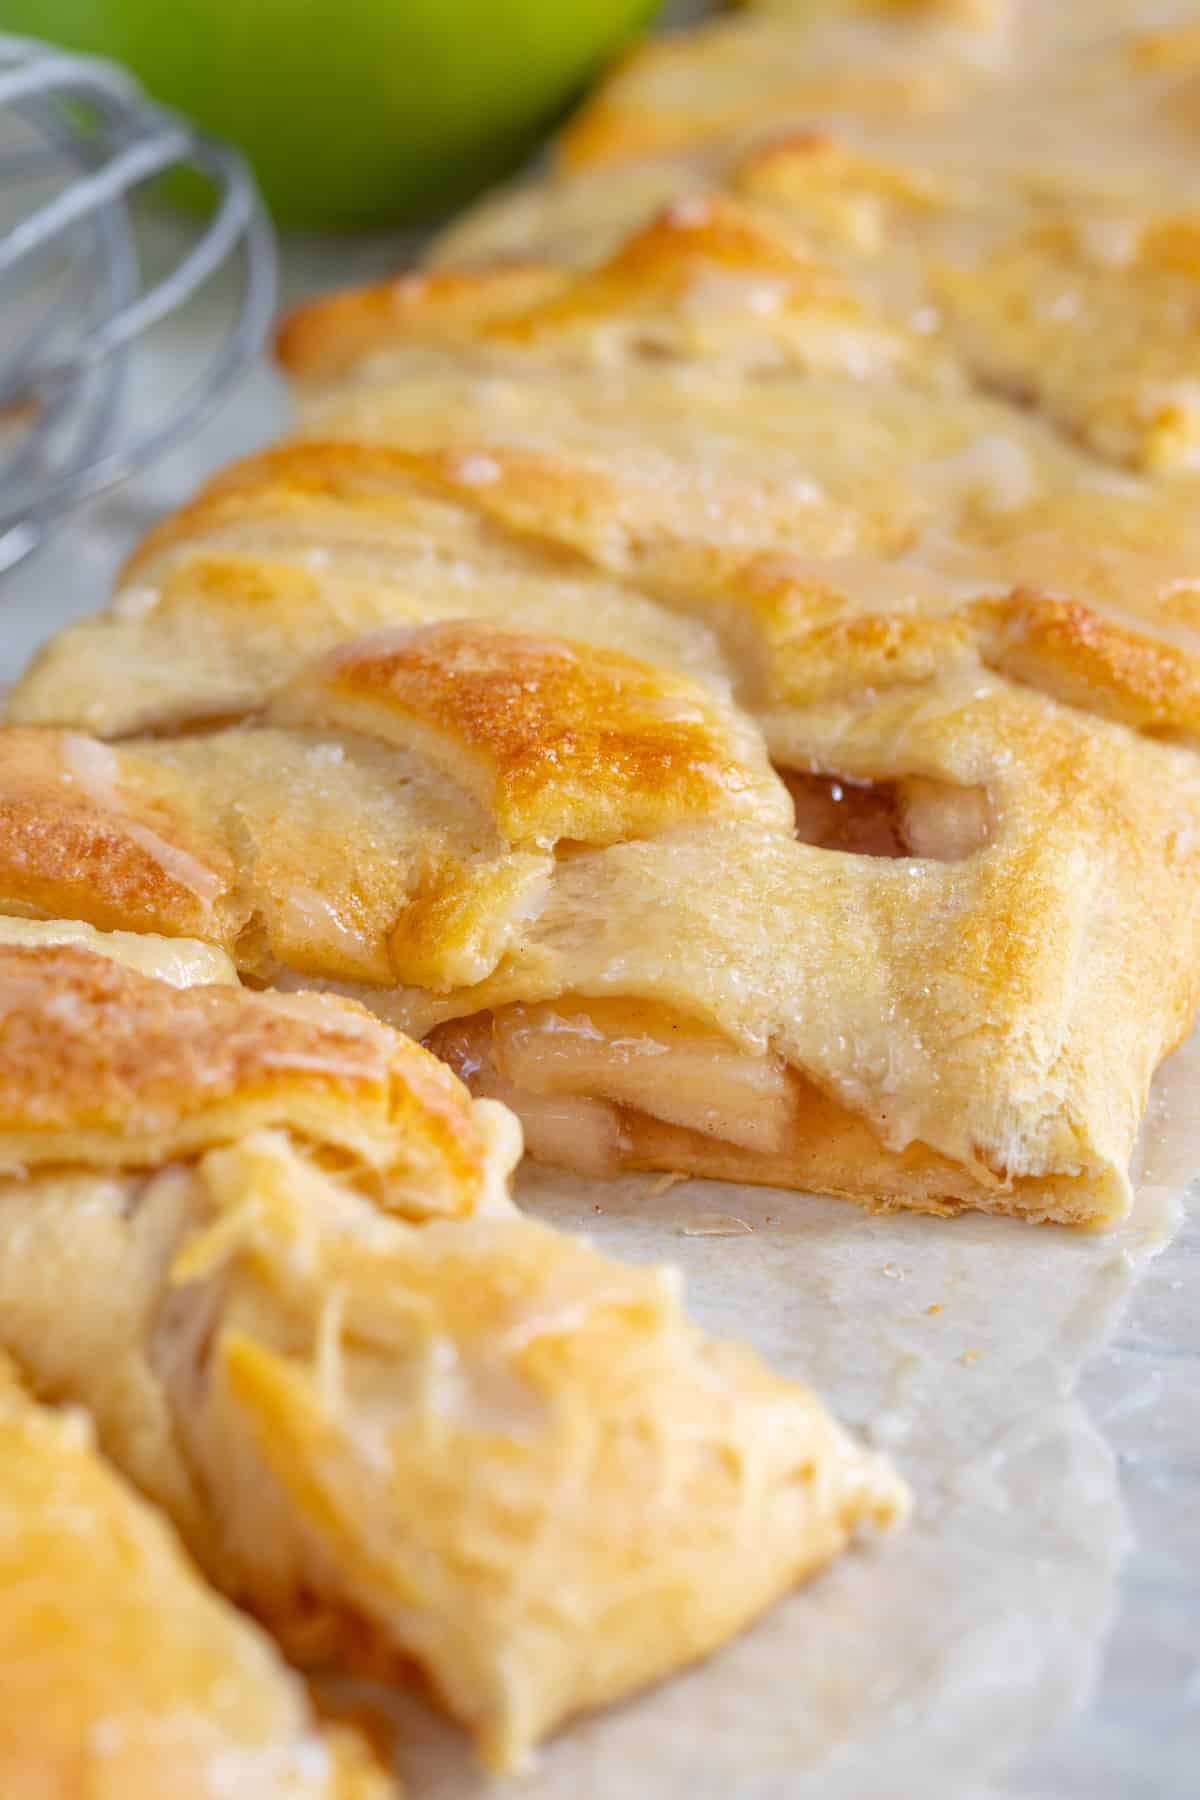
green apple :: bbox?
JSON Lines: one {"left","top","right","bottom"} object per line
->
{"left": 5, "top": 0, "right": 661, "bottom": 228}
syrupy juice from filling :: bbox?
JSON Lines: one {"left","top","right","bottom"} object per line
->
{"left": 426, "top": 767, "right": 989, "bottom": 1181}
{"left": 428, "top": 998, "right": 797, "bottom": 1178}
{"left": 780, "top": 768, "right": 991, "bottom": 860}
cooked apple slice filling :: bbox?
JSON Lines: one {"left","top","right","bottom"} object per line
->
{"left": 897, "top": 775, "right": 992, "bottom": 861}
{"left": 781, "top": 769, "right": 991, "bottom": 860}
{"left": 430, "top": 998, "right": 797, "bottom": 1177}
{"left": 426, "top": 1011, "right": 628, "bottom": 1178}
{"left": 423, "top": 777, "right": 992, "bottom": 1182}
{"left": 496, "top": 998, "right": 796, "bottom": 1152}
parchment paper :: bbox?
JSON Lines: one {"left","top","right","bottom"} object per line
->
{"left": 375, "top": 1032, "right": 1199, "bottom": 1800}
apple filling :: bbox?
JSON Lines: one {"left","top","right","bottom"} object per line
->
{"left": 781, "top": 769, "right": 991, "bottom": 860}
{"left": 428, "top": 997, "right": 798, "bottom": 1179}
{"left": 425, "top": 995, "right": 1032, "bottom": 1212}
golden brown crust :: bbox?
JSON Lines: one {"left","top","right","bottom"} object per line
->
{"left": 9, "top": 477, "right": 731, "bottom": 747}
{"left": 431, "top": 12, "right": 1199, "bottom": 474}
{"left": 115, "top": 440, "right": 591, "bottom": 588}
{"left": 968, "top": 589, "right": 1200, "bottom": 740}
{"left": 7, "top": 577, "right": 1200, "bottom": 1223}
{"left": 273, "top": 621, "right": 788, "bottom": 847}
{"left": 118, "top": 441, "right": 442, "bottom": 580}
{"left": 734, "top": 124, "right": 947, "bottom": 222}
{"left": 1, "top": 612, "right": 785, "bottom": 996}
{"left": 0, "top": 1359, "right": 394, "bottom": 1800}
{"left": 277, "top": 367, "right": 1200, "bottom": 740}
{"left": 279, "top": 196, "right": 939, "bottom": 384}
{"left": 925, "top": 213, "right": 1200, "bottom": 474}
{"left": 274, "top": 264, "right": 563, "bottom": 382}
{"left": 556, "top": 6, "right": 1200, "bottom": 176}
{"left": 185, "top": 1155, "right": 904, "bottom": 1768}
{"left": 34, "top": 432, "right": 1200, "bottom": 752}
{"left": 0, "top": 942, "right": 499, "bottom": 1219}
{"left": 0, "top": 728, "right": 233, "bottom": 940}
{"left": 0, "top": 949, "right": 904, "bottom": 1772}
{"left": 556, "top": 14, "right": 971, "bottom": 170}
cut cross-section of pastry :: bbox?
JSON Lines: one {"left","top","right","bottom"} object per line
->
{"left": 2, "top": 624, "right": 1198, "bottom": 1224}
{"left": 417, "top": 676, "right": 1200, "bottom": 1226}
{"left": 0, "top": 922, "right": 509, "bottom": 1221}
{"left": 0, "top": 1356, "right": 393, "bottom": 1800}
{"left": 160, "top": 1132, "right": 904, "bottom": 1771}
{"left": 0, "top": 932, "right": 906, "bottom": 1771}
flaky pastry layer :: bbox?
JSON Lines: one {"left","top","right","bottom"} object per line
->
{"left": 0, "top": 934, "right": 905, "bottom": 1772}
{"left": 0, "top": 1356, "right": 392, "bottom": 1800}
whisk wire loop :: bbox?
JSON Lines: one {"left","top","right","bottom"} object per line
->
{"left": 0, "top": 32, "right": 276, "bottom": 576}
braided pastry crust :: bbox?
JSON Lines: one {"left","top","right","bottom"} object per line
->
{"left": 0, "top": 1356, "right": 392, "bottom": 1800}
{"left": 0, "top": 928, "right": 903, "bottom": 1773}
{"left": 6, "top": 1, "right": 1197, "bottom": 1782}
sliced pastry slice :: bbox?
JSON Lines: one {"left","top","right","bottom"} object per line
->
{"left": 0, "top": 1356, "right": 392, "bottom": 1800}
{"left": 0, "top": 931, "right": 905, "bottom": 1770}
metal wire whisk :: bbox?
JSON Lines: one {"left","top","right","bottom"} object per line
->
{"left": 0, "top": 32, "right": 276, "bottom": 575}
